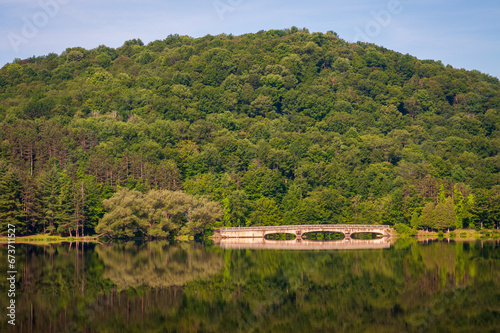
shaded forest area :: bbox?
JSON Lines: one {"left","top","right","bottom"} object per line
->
{"left": 0, "top": 28, "right": 499, "bottom": 237}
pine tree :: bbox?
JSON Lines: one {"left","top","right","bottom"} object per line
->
{"left": 38, "top": 166, "right": 62, "bottom": 234}
{"left": 470, "top": 190, "right": 490, "bottom": 230}
{"left": 55, "top": 171, "right": 75, "bottom": 236}
{"left": 438, "top": 184, "right": 446, "bottom": 204}
{"left": 453, "top": 186, "right": 464, "bottom": 229}
{"left": 444, "top": 197, "right": 457, "bottom": 232}
{"left": 463, "top": 194, "right": 475, "bottom": 229}
{"left": 83, "top": 176, "right": 109, "bottom": 234}
{"left": 21, "top": 174, "right": 41, "bottom": 235}
{"left": 490, "top": 186, "right": 500, "bottom": 230}
{"left": 0, "top": 165, "right": 25, "bottom": 233}
{"left": 420, "top": 202, "right": 435, "bottom": 231}
{"left": 433, "top": 201, "right": 447, "bottom": 231}
{"left": 410, "top": 211, "right": 421, "bottom": 230}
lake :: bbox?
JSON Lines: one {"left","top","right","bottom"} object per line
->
{"left": 1, "top": 239, "right": 499, "bottom": 332}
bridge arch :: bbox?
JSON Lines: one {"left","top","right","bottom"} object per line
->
{"left": 264, "top": 233, "right": 296, "bottom": 241}
{"left": 302, "top": 231, "right": 345, "bottom": 241}
{"left": 350, "top": 232, "right": 384, "bottom": 240}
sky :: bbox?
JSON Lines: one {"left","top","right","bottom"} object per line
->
{"left": 1, "top": 0, "right": 499, "bottom": 78}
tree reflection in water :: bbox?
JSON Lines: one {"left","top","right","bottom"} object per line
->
{"left": 96, "top": 241, "right": 224, "bottom": 289}
{"left": 0, "top": 240, "right": 498, "bottom": 332}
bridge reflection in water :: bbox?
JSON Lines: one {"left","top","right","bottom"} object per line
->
{"left": 215, "top": 225, "right": 394, "bottom": 250}
{"left": 217, "top": 237, "right": 393, "bottom": 251}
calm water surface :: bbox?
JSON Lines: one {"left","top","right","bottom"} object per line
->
{"left": 1, "top": 239, "right": 499, "bottom": 333}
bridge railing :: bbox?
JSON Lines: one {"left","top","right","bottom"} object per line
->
{"left": 221, "top": 224, "right": 390, "bottom": 232}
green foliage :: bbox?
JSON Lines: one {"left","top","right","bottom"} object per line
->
{"left": 0, "top": 28, "right": 499, "bottom": 236}
{"left": 394, "top": 223, "right": 417, "bottom": 236}
{"left": 0, "top": 162, "right": 24, "bottom": 232}
{"left": 96, "top": 188, "right": 149, "bottom": 238}
{"left": 454, "top": 185, "right": 464, "bottom": 229}
{"left": 410, "top": 211, "right": 421, "bottom": 229}
{"left": 38, "top": 166, "right": 63, "bottom": 234}
{"left": 265, "top": 232, "right": 296, "bottom": 240}
{"left": 96, "top": 188, "right": 223, "bottom": 238}
{"left": 419, "top": 196, "right": 458, "bottom": 231}
{"left": 302, "top": 231, "right": 344, "bottom": 240}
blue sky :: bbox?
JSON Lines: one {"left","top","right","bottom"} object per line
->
{"left": 1, "top": 0, "right": 499, "bottom": 78}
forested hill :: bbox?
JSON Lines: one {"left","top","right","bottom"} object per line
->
{"left": 1, "top": 28, "right": 499, "bottom": 238}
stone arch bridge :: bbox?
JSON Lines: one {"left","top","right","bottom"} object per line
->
{"left": 217, "top": 224, "right": 392, "bottom": 240}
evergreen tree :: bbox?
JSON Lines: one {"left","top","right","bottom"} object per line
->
{"left": 21, "top": 174, "right": 41, "bottom": 235}
{"left": 453, "top": 186, "right": 464, "bottom": 229}
{"left": 444, "top": 197, "right": 457, "bottom": 231}
{"left": 433, "top": 201, "right": 447, "bottom": 231}
{"left": 420, "top": 202, "right": 435, "bottom": 231}
{"left": 0, "top": 165, "right": 25, "bottom": 232}
{"left": 463, "top": 194, "right": 475, "bottom": 229}
{"left": 490, "top": 186, "right": 500, "bottom": 230}
{"left": 471, "top": 190, "right": 490, "bottom": 230}
{"left": 438, "top": 184, "right": 446, "bottom": 204}
{"left": 55, "top": 171, "right": 75, "bottom": 236}
{"left": 38, "top": 166, "right": 62, "bottom": 234}
{"left": 83, "top": 176, "right": 109, "bottom": 234}
{"left": 410, "top": 211, "right": 421, "bottom": 230}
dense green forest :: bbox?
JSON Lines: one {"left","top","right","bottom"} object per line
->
{"left": 0, "top": 27, "right": 499, "bottom": 238}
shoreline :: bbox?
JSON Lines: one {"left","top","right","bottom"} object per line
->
{"left": 415, "top": 229, "right": 500, "bottom": 240}
{"left": 0, "top": 234, "right": 101, "bottom": 245}
{"left": 1, "top": 229, "right": 498, "bottom": 244}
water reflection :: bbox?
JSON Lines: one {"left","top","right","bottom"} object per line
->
{"left": 217, "top": 237, "right": 393, "bottom": 250}
{"left": 0, "top": 240, "right": 498, "bottom": 332}
{"left": 96, "top": 242, "right": 224, "bottom": 289}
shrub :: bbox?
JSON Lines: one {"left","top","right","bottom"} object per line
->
{"left": 394, "top": 223, "right": 417, "bottom": 236}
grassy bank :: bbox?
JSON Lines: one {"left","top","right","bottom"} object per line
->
{"left": 414, "top": 229, "right": 500, "bottom": 240}
{"left": 0, "top": 234, "right": 198, "bottom": 244}
{"left": 0, "top": 234, "right": 101, "bottom": 245}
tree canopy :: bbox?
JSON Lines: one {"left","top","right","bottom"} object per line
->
{"left": 1, "top": 28, "right": 499, "bottom": 237}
